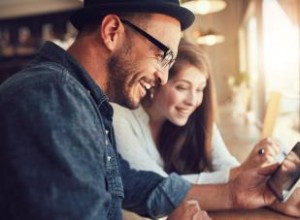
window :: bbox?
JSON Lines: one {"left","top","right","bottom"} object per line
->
{"left": 239, "top": 0, "right": 300, "bottom": 147}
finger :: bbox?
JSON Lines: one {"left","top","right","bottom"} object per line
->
{"left": 268, "top": 144, "right": 281, "bottom": 157}
{"left": 256, "top": 144, "right": 281, "bottom": 165}
{"left": 260, "top": 138, "right": 281, "bottom": 155}
{"left": 186, "top": 200, "right": 200, "bottom": 208}
{"left": 257, "top": 150, "right": 271, "bottom": 164}
{"left": 271, "top": 137, "right": 285, "bottom": 155}
{"left": 193, "top": 210, "right": 211, "bottom": 220}
{"left": 260, "top": 142, "right": 279, "bottom": 157}
{"left": 167, "top": 200, "right": 201, "bottom": 220}
{"left": 258, "top": 162, "right": 280, "bottom": 175}
{"left": 282, "top": 159, "right": 298, "bottom": 172}
{"left": 265, "top": 154, "right": 275, "bottom": 164}
{"left": 270, "top": 138, "right": 281, "bottom": 155}
{"left": 185, "top": 200, "right": 200, "bottom": 216}
{"left": 186, "top": 200, "right": 212, "bottom": 220}
{"left": 273, "top": 143, "right": 281, "bottom": 155}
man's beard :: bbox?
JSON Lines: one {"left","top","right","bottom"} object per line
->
{"left": 107, "top": 43, "right": 140, "bottom": 109}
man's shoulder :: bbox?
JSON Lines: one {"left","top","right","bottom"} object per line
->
{"left": 2, "top": 61, "right": 66, "bottom": 84}
{"left": 0, "top": 61, "right": 80, "bottom": 104}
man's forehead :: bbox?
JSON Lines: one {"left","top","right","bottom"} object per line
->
{"left": 146, "top": 14, "right": 181, "bottom": 53}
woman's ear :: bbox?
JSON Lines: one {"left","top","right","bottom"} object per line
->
{"left": 100, "top": 15, "right": 124, "bottom": 51}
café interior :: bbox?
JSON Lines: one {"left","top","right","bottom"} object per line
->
{"left": 1, "top": 0, "right": 298, "bottom": 163}
{"left": 0, "top": 0, "right": 299, "bottom": 219}
{"left": 184, "top": 0, "right": 300, "bottom": 162}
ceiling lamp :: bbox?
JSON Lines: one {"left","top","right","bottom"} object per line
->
{"left": 0, "top": 0, "right": 81, "bottom": 19}
{"left": 182, "top": 0, "right": 227, "bottom": 15}
{"left": 193, "top": 29, "right": 225, "bottom": 46}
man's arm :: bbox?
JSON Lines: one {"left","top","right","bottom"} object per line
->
{"left": 184, "top": 163, "right": 279, "bottom": 211}
{"left": 119, "top": 153, "right": 191, "bottom": 218}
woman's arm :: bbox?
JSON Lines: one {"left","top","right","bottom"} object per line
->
{"left": 113, "top": 108, "right": 238, "bottom": 185}
{"left": 195, "top": 124, "right": 240, "bottom": 184}
{"left": 211, "top": 125, "right": 281, "bottom": 181}
{"left": 210, "top": 125, "right": 240, "bottom": 170}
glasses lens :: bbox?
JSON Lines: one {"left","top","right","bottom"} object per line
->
{"left": 121, "top": 19, "right": 175, "bottom": 70}
{"left": 160, "top": 50, "right": 175, "bottom": 69}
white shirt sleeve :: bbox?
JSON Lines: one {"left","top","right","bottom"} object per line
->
{"left": 211, "top": 124, "right": 240, "bottom": 170}
{"left": 190, "top": 124, "right": 240, "bottom": 184}
{"left": 111, "top": 103, "right": 168, "bottom": 178}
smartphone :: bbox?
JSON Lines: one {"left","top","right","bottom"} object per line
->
{"left": 267, "top": 141, "right": 300, "bottom": 202}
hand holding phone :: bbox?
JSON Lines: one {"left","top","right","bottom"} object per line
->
{"left": 267, "top": 142, "right": 300, "bottom": 203}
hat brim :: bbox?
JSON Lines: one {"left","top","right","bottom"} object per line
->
{"left": 70, "top": 2, "right": 195, "bottom": 31}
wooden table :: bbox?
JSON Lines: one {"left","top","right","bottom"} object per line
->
{"left": 209, "top": 208, "right": 298, "bottom": 220}
{"left": 123, "top": 208, "right": 298, "bottom": 220}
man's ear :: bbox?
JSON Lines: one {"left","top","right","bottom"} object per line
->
{"left": 100, "top": 15, "right": 124, "bottom": 51}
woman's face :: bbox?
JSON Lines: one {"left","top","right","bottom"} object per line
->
{"left": 153, "top": 64, "right": 207, "bottom": 126}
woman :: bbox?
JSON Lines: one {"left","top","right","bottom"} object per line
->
{"left": 112, "top": 39, "right": 279, "bottom": 185}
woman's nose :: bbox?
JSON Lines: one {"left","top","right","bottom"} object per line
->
{"left": 186, "top": 91, "right": 202, "bottom": 106}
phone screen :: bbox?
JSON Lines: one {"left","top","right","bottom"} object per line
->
{"left": 267, "top": 142, "right": 300, "bottom": 202}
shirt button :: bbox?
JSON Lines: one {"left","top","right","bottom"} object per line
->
{"left": 105, "top": 130, "right": 109, "bottom": 135}
{"left": 107, "top": 156, "right": 111, "bottom": 162}
{"left": 105, "top": 139, "right": 109, "bottom": 145}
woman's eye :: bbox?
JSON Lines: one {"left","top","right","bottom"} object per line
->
{"left": 176, "top": 86, "right": 187, "bottom": 91}
{"left": 197, "top": 86, "right": 206, "bottom": 92}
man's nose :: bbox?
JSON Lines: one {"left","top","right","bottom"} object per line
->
{"left": 157, "top": 68, "right": 169, "bottom": 85}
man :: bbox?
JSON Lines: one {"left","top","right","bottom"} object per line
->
{"left": 0, "top": 0, "right": 291, "bottom": 219}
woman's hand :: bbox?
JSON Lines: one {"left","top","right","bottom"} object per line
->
{"left": 243, "top": 137, "right": 281, "bottom": 168}
{"left": 230, "top": 138, "right": 281, "bottom": 180}
{"left": 167, "top": 200, "right": 211, "bottom": 220}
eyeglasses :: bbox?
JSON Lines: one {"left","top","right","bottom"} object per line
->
{"left": 120, "top": 19, "right": 176, "bottom": 70}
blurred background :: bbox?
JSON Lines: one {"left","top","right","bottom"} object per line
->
{"left": 183, "top": 0, "right": 300, "bottom": 160}
{"left": 0, "top": 0, "right": 299, "bottom": 161}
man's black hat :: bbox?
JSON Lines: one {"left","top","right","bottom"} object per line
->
{"left": 70, "top": 0, "right": 195, "bottom": 31}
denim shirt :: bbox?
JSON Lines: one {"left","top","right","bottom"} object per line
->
{"left": 0, "top": 42, "right": 191, "bottom": 220}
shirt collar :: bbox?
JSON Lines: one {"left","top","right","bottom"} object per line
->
{"left": 36, "top": 41, "right": 113, "bottom": 118}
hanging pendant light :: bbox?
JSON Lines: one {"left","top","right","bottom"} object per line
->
{"left": 182, "top": 0, "right": 227, "bottom": 15}
{"left": 193, "top": 29, "right": 225, "bottom": 46}
{"left": 0, "top": 0, "right": 81, "bottom": 19}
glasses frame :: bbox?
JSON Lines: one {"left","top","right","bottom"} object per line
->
{"left": 120, "top": 19, "right": 175, "bottom": 69}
